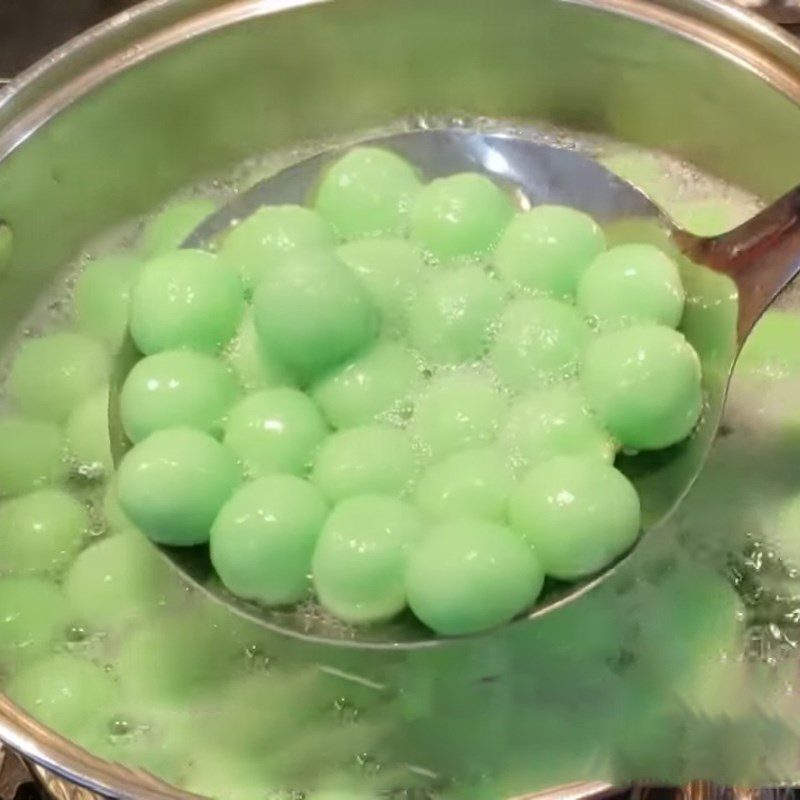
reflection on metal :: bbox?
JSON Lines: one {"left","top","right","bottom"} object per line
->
{"left": 678, "top": 783, "right": 795, "bottom": 799}
{"left": 517, "top": 782, "right": 621, "bottom": 799}
{"left": 32, "top": 762, "right": 111, "bottom": 800}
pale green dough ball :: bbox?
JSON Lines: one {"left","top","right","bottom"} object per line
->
{"left": 7, "top": 654, "right": 116, "bottom": 736}
{"left": 224, "top": 388, "right": 329, "bottom": 477}
{"left": 8, "top": 333, "right": 108, "bottom": 422}
{"left": 0, "top": 577, "right": 67, "bottom": 664}
{"left": 312, "top": 425, "right": 418, "bottom": 502}
{"left": 581, "top": 325, "right": 703, "bottom": 449}
{"left": 500, "top": 384, "right": 616, "bottom": 469}
{"left": 115, "top": 609, "right": 234, "bottom": 706}
{"left": 121, "top": 350, "right": 239, "bottom": 443}
{"left": 311, "top": 341, "right": 422, "bottom": 428}
{"left": 220, "top": 205, "right": 336, "bottom": 292}
{"left": 405, "top": 520, "right": 544, "bottom": 636}
{"left": 337, "top": 238, "right": 425, "bottom": 329}
{"left": 410, "top": 173, "right": 514, "bottom": 260}
{"left": 415, "top": 447, "right": 514, "bottom": 523}
{"left": 493, "top": 206, "right": 606, "bottom": 299}
{"left": 509, "top": 456, "right": 640, "bottom": 579}
{"left": 130, "top": 249, "right": 245, "bottom": 355}
{"left": 211, "top": 475, "right": 328, "bottom": 605}
{"left": 0, "top": 417, "right": 66, "bottom": 496}
{"left": 210, "top": 668, "right": 343, "bottom": 759}
{"left": 0, "top": 489, "right": 87, "bottom": 573}
{"left": 409, "top": 370, "right": 506, "bottom": 456}
{"left": 103, "top": 477, "right": 135, "bottom": 533}
{"left": 490, "top": 297, "right": 589, "bottom": 390}
{"left": 253, "top": 250, "right": 378, "bottom": 378}
{"left": 577, "top": 243, "right": 685, "bottom": 329}
{"left": 139, "top": 197, "right": 217, "bottom": 256}
{"left": 64, "top": 532, "right": 179, "bottom": 629}
{"left": 635, "top": 564, "right": 744, "bottom": 683}
{"left": 315, "top": 147, "right": 422, "bottom": 239}
{"left": 226, "top": 309, "right": 292, "bottom": 392}
{"left": 117, "top": 428, "right": 241, "bottom": 546}
{"left": 183, "top": 748, "right": 276, "bottom": 800}
{"left": 66, "top": 386, "right": 113, "bottom": 476}
{"left": 313, "top": 495, "right": 425, "bottom": 623}
{"left": 73, "top": 253, "right": 141, "bottom": 349}
{"left": 407, "top": 265, "right": 506, "bottom": 364}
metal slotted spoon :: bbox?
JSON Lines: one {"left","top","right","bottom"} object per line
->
{"left": 111, "top": 128, "right": 800, "bottom": 649}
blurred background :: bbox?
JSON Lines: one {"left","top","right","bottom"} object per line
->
{"left": 0, "top": 0, "right": 136, "bottom": 78}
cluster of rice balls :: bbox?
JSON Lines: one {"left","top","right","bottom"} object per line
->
{"left": 113, "top": 147, "right": 704, "bottom": 636}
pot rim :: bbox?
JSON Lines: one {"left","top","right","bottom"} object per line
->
{"left": 4, "top": 0, "right": 800, "bottom": 162}
{"left": 0, "top": 1, "right": 798, "bottom": 798}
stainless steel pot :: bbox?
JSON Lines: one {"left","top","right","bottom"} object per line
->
{"left": 2, "top": 0, "right": 800, "bottom": 797}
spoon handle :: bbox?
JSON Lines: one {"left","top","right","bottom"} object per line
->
{"left": 679, "top": 186, "right": 800, "bottom": 342}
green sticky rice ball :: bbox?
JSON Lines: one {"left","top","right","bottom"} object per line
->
{"left": 182, "top": 748, "right": 279, "bottom": 800}
{"left": 129, "top": 249, "right": 245, "bottom": 354}
{"left": 312, "top": 495, "right": 425, "bottom": 623}
{"left": 336, "top": 238, "right": 425, "bottom": 330}
{"left": 120, "top": 350, "right": 239, "bottom": 443}
{"left": 0, "top": 489, "right": 87, "bottom": 573}
{"left": 315, "top": 147, "right": 422, "bottom": 239}
{"left": 225, "top": 309, "right": 293, "bottom": 392}
{"left": 0, "top": 417, "right": 67, "bottom": 496}
{"left": 73, "top": 253, "right": 141, "bottom": 349}
{"left": 7, "top": 654, "right": 117, "bottom": 737}
{"left": 509, "top": 456, "right": 640, "bottom": 580}
{"left": 311, "top": 341, "right": 422, "bottom": 429}
{"left": 630, "top": 564, "right": 744, "bottom": 709}
{"left": 103, "top": 476, "right": 136, "bottom": 534}
{"left": 8, "top": 333, "right": 108, "bottom": 422}
{"left": 581, "top": 324, "right": 703, "bottom": 450}
{"left": 0, "top": 577, "right": 67, "bottom": 664}
{"left": 407, "top": 264, "right": 506, "bottom": 364}
{"left": 405, "top": 520, "right": 544, "bottom": 636}
{"left": 499, "top": 384, "right": 615, "bottom": 469}
{"left": 253, "top": 250, "right": 378, "bottom": 378}
{"left": 493, "top": 206, "right": 605, "bottom": 299}
{"left": 63, "top": 532, "right": 180, "bottom": 629}
{"left": 408, "top": 370, "right": 506, "bottom": 457}
{"left": 411, "top": 173, "right": 514, "bottom": 260}
{"left": 490, "top": 297, "right": 590, "bottom": 391}
{"left": 65, "top": 386, "right": 113, "bottom": 476}
{"left": 211, "top": 475, "right": 328, "bottom": 605}
{"left": 115, "top": 607, "right": 237, "bottom": 706}
{"left": 223, "top": 388, "right": 329, "bottom": 478}
{"left": 414, "top": 447, "right": 515, "bottom": 523}
{"left": 577, "top": 243, "right": 685, "bottom": 330}
{"left": 312, "top": 425, "right": 418, "bottom": 502}
{"left": 220, "top": 205, "right": 336, "bottom": 293}
{"left": 117, "top": 428, "right": 241, "bottom": 547}
{"left": 139, "top": 197, "right": 217, "bottom": 256}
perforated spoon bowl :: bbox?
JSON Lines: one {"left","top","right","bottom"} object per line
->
{"left": 111, "top": 128, "right": 800, "bottom": 649}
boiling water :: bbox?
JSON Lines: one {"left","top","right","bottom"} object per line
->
{"left": 4, "top": 117, "right": 799, "bottom": 799}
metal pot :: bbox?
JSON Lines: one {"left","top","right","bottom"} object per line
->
{"left": 2, "top": 0, "right": 800, "bottom": 797}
